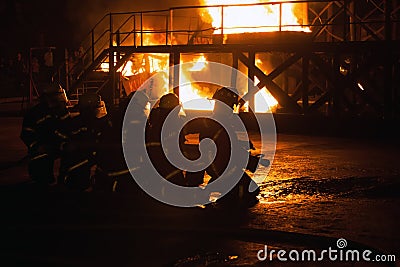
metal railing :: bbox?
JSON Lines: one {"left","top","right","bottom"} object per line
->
{"left": 58, "top": 0, "right": 398, "bottom": 94}
{"left": 80, "top": 0, "right": 398, "bottom": 62}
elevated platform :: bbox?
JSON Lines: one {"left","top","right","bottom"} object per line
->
{"left": 52, "top": 0, "right": 399, "bottom": 119}
{"left": 107, "top": 40, "right": 399, "bottom": 54}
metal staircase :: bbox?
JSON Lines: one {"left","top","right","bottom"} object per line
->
{"left": 53, "top": 1, "right": 399, "bottom": 118}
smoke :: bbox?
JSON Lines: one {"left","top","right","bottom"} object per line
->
{"left": 65, "top": 0, "right": 200, "bottom": 47}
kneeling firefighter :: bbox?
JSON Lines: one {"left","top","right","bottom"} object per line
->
{"left": 146, "top": 93, "right": 187, "bottom": 187}
{"left": 200, "top": 87, "right": 261, "bottom": 207}
{"left": 20, "top": 83, "right": 70, "bottom": 185}
{"left": 95, "top": 90, "right": 149, "bottom": 193}
{"left": 59, "top": 92, "right": 109, "bottom": 191}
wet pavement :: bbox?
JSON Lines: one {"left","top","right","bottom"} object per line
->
{"left": 0, "top": 117, "right": 399, "bottom": 266}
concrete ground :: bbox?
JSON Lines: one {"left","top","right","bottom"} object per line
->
{"left": 0, "top": 115, "right": 399, "bottom": 266}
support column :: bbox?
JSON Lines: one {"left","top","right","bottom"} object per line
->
{"left": 116, "top": 30, "right": 121, "bottom": 60}
{"left": 231, "top": 52, "right": 238, "bottom": 88}
{"left": 349, "top": 0, "right": 356, "bottom": 41}
{"left": 248, "top": 51, "right": 256, "bottom": 112}
{"left": 343, "top": 0, "right": 349, "bottom": 41}
{"left": 171, "top": 52, "right": 180, "bottom": 97}
{"left": 115, "top": 30, "right": 121, "bottom": 104}
{"left": 133, "top": 16, "right": 137, "bottom": 47}
{"left": 109, "top": 14, "right": 117, "bottom": 105}
{"left": 327, "top": 3, "right": 334, "bottom": 42}
{"left": 332, "top": 54, "right": 342, "bottom": 117}
{"left": 302, "top": 55, "right": 310, "bottom": 112}
{"left": 170, "top": 9, "right": 174, "bottom": 46}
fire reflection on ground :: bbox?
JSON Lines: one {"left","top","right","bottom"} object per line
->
{"left": 247, "top": 133, "right": 400, "bottom": 258}
{"left": 0, "top": 118, "right": 399, "bottom": 265}
{"left": 254, "top": 134, "right": 400, "bottom": 202}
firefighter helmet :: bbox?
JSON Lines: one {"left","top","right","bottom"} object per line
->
{"left": 41, "top": 83, "right": 68, "bottom": 107}
{"left": 78, "top": 93, "right": 101, "bottom": 110}
{"left": 159, "top": 93, "right": 180, "bottom": 110}
{"left": 212, "top": 87, "right": 239, "bottom": 109}
{"left": 96, "top": 100, "right": 108, "bottom": 118}
{"left": 78, "top": 93, "right": 108, "bottom": 118}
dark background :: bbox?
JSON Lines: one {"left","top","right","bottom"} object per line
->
{"left": 0, "top": 0, "right": 200, "bottom": 55}
{"left": 0, "top": 0, "right": 200, "bottom": 97}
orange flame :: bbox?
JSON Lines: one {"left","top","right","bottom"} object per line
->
{"left": 201, "top": 0, "right": 310, "bottom": 34}
{"left": 180, "top": 54, "right": 215, "bottom": 111}
{"left": 254, "top": 77, "right": 278, "bottom": 113}
{"left": 100, "top": 0, "right": 313, "bottom": 113}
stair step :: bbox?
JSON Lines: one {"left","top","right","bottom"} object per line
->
{"left": 83, "top": 80, "right": 107, "bottom": 83}
{"left": 82, "top": 88, "right": 103, "bottom": 90}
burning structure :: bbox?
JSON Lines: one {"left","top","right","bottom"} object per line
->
{"left": 59, "top": 0, "right": 399, "bottom": 118}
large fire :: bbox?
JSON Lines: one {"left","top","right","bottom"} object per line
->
{"left": 180, "top": 55, "right": 216, "bottom": 111}
{"left": 201, "top": 0, "right": 310, "bottom": 34}
{"left": 100, "top": 1, "right": 311, "bottom": 112}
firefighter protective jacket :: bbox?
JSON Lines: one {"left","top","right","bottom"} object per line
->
{"left": 20, "top": 102, "right": 70, "bottom": 155}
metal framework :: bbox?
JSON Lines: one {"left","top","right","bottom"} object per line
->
{"left": 61, "top": 0, "right": 400, "bottom": 119}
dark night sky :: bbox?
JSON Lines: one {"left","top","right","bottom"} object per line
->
{"left": 0, "top": 0, "right": 200, "bottom": 55}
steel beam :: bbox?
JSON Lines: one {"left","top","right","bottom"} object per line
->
{"left": 302, "top": 55, "right": 310, "bottom": 111}
{"left": 110, "top": 41, "right": 400, "bottom": 54}
{"left": 310, "top": 53, "right": 383, "bottom": 115}
{"left": 172, "top": 52, "right": 181, "bottom": 96}
{"left": 231, "top": 52, "right": 238, "bottom": 88}
{"left": 238, "top": 52, "right": 303, "bottom": 114}
{"left": 248, "top": 51, "right": 256, "bottom": 111}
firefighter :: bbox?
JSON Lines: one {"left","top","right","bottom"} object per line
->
{"left": 197, "top": 87, "right": 260, "bottom": 207}
{"left": 59, "top": 92, "right": 109, "bottom": 191}
{"left": 20, "top": 83, "right": 70, "bottom": 186}
{"left": 95, "top": 90, "right": 148, "bottom": 193}
{"left": 145, "top": 93, "right": 186, "bottom": 186}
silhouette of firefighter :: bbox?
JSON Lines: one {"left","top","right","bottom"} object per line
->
{"left": 183, "top": 87, "right": 261, "bottom": 207}
{"left": 59, "top": 93, "right": 109, "bottom": 191}
{"left": 20, "top": 83, "right": 70, "bottom": 185}
{"left": 20, "top": 83, "right": 261, "bottom": 208}
{"left": 95, "top": 91, "right": 148, "bottom": 193}
{"left": 145, "top": 93, "right": 186, "bottom": 186}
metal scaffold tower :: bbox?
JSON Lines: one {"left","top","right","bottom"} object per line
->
{"left": 57, "top": 0, "right": 400, "bottom": 119}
